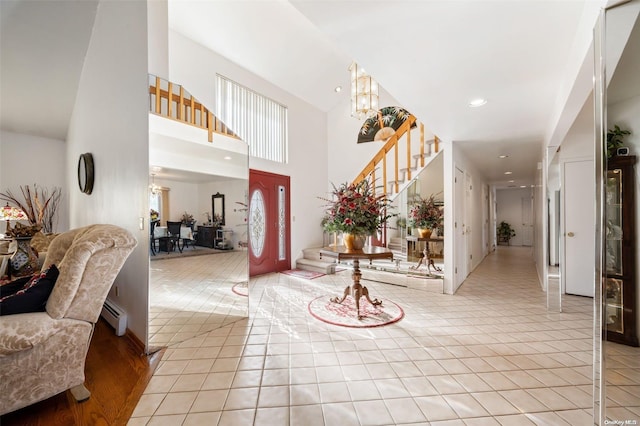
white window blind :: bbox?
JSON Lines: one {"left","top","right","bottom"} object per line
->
{"left": 216, "top": 75, "right": 288, "bottom": 163}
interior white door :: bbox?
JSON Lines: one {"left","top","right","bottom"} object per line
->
{"left": 563, "top": 159, "right": 595, "bottom": 297}
{"left": 455, "top": 167, "right": 466, "bottom": 289}
{"left": 521, "top": 196, "right": 533, "bottom": 246}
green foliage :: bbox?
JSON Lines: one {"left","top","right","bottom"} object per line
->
{"left": 497, "top": 221, "right": 516, "bottom": 241}
{"left": 607, "top": 124, "right": 631, "bottom": 158}
{"left": 320, "top": 180, "right": 395, "bottom": 235}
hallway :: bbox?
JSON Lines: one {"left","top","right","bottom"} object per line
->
{"left": 130, "top": 246, "right": 596, "bottom": 425}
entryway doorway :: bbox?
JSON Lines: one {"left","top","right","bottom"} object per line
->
{"left": 249, "top": 169, "right": 291, "bottom": 276}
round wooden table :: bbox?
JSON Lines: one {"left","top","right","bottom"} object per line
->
{"left": 319, "top": 246, "right": 394, "bottom": 319}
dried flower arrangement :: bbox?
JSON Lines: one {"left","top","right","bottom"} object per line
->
{"left": 0, "top": 185, "right": 62, "bottom": 234}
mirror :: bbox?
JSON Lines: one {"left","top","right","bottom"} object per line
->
{"left": 148, "top": 76, "right": 249, "bottom": 350}
{"left": 545, "top": 147, "right": 562, "bottom": 312}
{"left": 212, "top": 192, "right": 225, "bottom": 226}
{"left": 596, "top": 2, "right": 640, "bottom": 424}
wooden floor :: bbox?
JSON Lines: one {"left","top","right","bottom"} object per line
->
{"left": 1, "top": 319, "right": 163, "bottom": 426}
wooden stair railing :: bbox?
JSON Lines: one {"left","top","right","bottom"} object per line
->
{"left": 350, "top": 114, "right": 440, "bottom": 248}
{"left": 148, "top": 75, "right": 241, "bottom": 143}
{"left": 352, "top": 115, "right": 440, "bottom": 197}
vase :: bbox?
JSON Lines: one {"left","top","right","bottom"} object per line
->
{"left": 417, "top": 228, "right": 432, "bottom": 239}
{"left": 343, "top": 233, "right": 367, "bottom": 252}
{"left": 10, "top": 237, "right": 39, "bottom": 278}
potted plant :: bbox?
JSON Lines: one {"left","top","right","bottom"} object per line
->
{"left": 607, "top": 124, "right": 631, "bottom": 159}
{"left": 320, "top": 180, "right": 395, "bottom": 251}
{"left": 408, "top": 194, "right": 443, "bottom": 238}
{"left": 497, "top": 221, "right": 516, "bottom": 245}
{"left": 181, "top": 211, "right": 194, "bottom": 226}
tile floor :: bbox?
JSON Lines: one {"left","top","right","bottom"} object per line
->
{"left": 133, "top": 247, "right": 640, "bottom": 425}
{"left": 149, "top": 251, "right": 248, "bottom": 348}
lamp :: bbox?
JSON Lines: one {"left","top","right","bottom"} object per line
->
{"left": 349, "top": 62, "right": 379, "bottom": 120}
{"left": 149, "top": 174, "right": 161, "bottom": 195}
{"left": 1, "top": 202, "right": 27, "bottom": 233}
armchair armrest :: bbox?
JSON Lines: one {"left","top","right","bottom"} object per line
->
{"left": 0, "top": 312, "right": 82, "bottom": 356}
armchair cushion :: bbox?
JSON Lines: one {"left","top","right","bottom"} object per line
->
{"left": 0, "top": 265, "right": 59, "bottom": 316}
{"left": 0, "top": 312, "right": 73, "bottom": 356}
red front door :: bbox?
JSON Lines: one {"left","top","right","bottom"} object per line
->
{"left": 249, "top": 169, "right": 291, "bottom": 276}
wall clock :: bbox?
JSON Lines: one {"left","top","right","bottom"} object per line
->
{"left": 77, "top": 153, "right": 94, "bottom": 194}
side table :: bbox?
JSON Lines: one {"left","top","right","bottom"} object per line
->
{"left": 319, "top": 246, "right": 393, "bottom": 319}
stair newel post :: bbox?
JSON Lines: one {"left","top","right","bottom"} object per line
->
{"left": 434, "top": 135, "right": 440, "bottom": 153}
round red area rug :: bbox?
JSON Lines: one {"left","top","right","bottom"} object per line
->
{"left": 308, "top": 295, "right": 404, "bottom": 328}
{"left": 232, "top": 282, "right": 248, "bottom": 297}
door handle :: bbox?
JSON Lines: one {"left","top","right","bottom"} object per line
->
{"left": 567, "top": 232, "right": 575, "bottom": 237}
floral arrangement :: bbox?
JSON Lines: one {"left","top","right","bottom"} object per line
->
{"left": 6, "top": 222, "right": 42, "bottom": 238}
{"left": 150, "top": 209, "right": 159, "bottom": 221}
{"left": 320, "top": 180, "right": 395, "bottom": 235}
{"left": 0, "top": 185, "right": 62, "bottom": 234}
{"left": 181, "top": 211, "right": 194, "bottom": 224}
{"left": 409, "top": 194, "right": 443, "bottom": 230}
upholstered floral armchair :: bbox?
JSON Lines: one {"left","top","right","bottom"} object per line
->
{"left": 0, "top": 224, "right": 137, "bottom": 415}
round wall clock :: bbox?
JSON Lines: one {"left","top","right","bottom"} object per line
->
{"left": 77, "top": 153, "right": 94, "bottom": 194}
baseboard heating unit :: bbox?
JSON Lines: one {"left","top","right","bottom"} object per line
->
{"left": 101, "top": 298, "right": 127, "bottom": 336}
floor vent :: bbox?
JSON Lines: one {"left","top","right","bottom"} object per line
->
{"left": 101, "top": 298, "right": 127, "bottom": 336}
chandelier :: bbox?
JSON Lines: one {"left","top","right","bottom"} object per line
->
{"left": 149, "top": 174, "right": 161, "bottom": 195}
{"left": 349, "top": 62, "right": 379, "bottom": 120}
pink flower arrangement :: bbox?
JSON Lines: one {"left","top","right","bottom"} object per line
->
{"left": 320, "top": 180, "right": 394, "bottom": 235}
{"left": 409, "top": 194, "right": 443, "bottom": 229}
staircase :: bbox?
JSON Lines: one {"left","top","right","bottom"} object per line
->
{"left": 295, "top": 113, "right": 442, "bottom": 274}
{"left": 295, "top": 248, "right": 337, "bottom": 274}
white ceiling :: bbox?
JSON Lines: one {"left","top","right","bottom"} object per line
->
{"left": 169, "top": 0, "right": 598, "bottom": 187}
{"left": 2, "top": 0, "right": 603, "bottom": 188}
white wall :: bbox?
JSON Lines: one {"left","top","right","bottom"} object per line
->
{"left": 448, "top": 143, "right": 491, "bottom": 294}
{"left": 326, "top": 87, "right": 415, "bottom": 187}
{"left": 66, "top": 0, "right": 149, "bottom": 344}
{"left": 0, "top": 130, "right": 69, "bottom": 234}
{"left": 199, "top": 179, "right": 248, "bottom": 249}
{"left": 496, "top": 188, "right": 533, "bottom": 247}
{"left": 168, "top": 31, "right": 327, "bottom": 260}
{"left": 154, "top": 177, "right": 199, "bottom": 224}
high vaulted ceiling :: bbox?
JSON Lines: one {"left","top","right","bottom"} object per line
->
{"left": 2, "top": 1, "right": 604, "bottom": 188}
{"left": 169, "top": 0, "right": 602, "bottom": 187}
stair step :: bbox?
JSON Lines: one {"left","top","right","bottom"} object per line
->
{"left": 302, "top": 247, "right": 325, "bottom": 261}
{"left": 296, "top": 258, "right": 336, "bottom": 274}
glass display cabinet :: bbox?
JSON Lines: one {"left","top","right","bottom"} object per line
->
{"left": 605, "top": 155, "right": 638, "bottom": 346}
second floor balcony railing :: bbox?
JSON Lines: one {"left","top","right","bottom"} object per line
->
{"left": 149, "top": 75, "right": 240, "bottom": 143}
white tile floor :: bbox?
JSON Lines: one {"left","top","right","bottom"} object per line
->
{"left": 133, "top": 246, "right": 640, "bottom": 425}
{"left": 149, "top": 251, "right": 248, "bottom": 348}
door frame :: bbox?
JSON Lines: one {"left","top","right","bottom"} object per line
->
{"left": 248, "top": 169, "right": 291, "bottom": 276}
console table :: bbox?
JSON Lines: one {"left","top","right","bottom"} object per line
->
{"left": 406, "top": 236, "right": 443, "bottom": 273}
{"left": 195, "top": 225, "right": 218, "bottom": 248}
{"left": 319, "top": 246, "right": 393, "bottom": 319}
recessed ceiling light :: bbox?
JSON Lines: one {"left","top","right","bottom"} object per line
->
{"left": 520, "top": 185, "right": 527, "bottom": 188}
{"left": 334, "top": 86, "right": 342, "bottom": 93}
{"left": 224, "top": 156, "right": 232, "bottom": 160}
{"left": 468, "top": 98, "right": 487, "bottom": 107}
{"left": 499, "top": 155, "right": 508, "bottom": 159}
{"left": 504, "top": 171, "right": 513, "bottom": 175}
{"left": 508, "top": 180, "right": 515, "bottom": 183}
